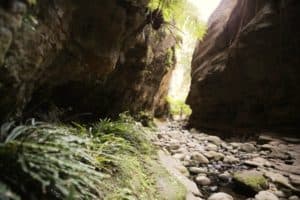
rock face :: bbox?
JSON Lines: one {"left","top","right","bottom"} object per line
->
{"left": 0, "top": 0, "right": 175, "bottom": 121}
{"left": 98, "top": 25, "right": 176, "bottom": 117}
{"left": 187, "top": 0, "right": 300, "bottom": 135}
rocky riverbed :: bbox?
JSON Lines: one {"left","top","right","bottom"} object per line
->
{"left": 153, "top": 121, "right": 300, "bottom": 200}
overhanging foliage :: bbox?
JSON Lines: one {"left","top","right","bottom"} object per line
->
{"left": 148, "top": 0, "right": 207, "bottom": 39}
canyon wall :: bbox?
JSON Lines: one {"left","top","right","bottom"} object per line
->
{"left": 188, "top": 0, "right": 300, "bottom": 135}
{"left": 0, "top": 0, "right": 175, "bottom": 121}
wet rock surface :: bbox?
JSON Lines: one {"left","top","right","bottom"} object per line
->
{"left": 154, "top": 121, "right": 300, "bottom": 199}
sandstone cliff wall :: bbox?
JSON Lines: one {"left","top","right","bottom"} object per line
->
{"left": 0, "top": 0, "right": 175, "bottom": 121}
{"left": 187, "top": 0, "right": 300, "bottom": 135}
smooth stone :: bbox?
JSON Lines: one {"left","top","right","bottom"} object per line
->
{"left": 255, "top": 191, "right": 279, "bottom": 200}
{"left": 206, "top": 143, "right": 219, "bottom": 151}
{"left": 274, "top": 190, "right": 286, "bottom": 198}
{"left": 241, "top": 143, "right": 256, "bottom": 152}
{"left": 221, "top": 143, "right": 233, "bottom": 150}
{"left": 204, "top": 151, "right": 224, "bottom": 161}
{"left": 209, "top": 186, "right": 218, "bottom": 192}
{"left": 208, "top": 192, "right": 234, "bottom": 200}
{"left": 244, "top": 157, "right": 272, "bottom": 167}
{"left": 289, "top": 196, "right": 300, "bottom": 200}
{"left": 264, "top": 171, "right": 298, "bottom": 191}
{"left": 231, "top": 142, "right": 242, "bottom": 149}
{"left": 189, "top": 167, "right": 208, "bottom": 174}
{"left": 191, "top": 152, "right": 209, "bottom": 164}
{"left": 219, "top": 172, "right": 231, "bottom": 182}
{"left": 206, "top": 136, "right": 223, "bottom": 146}
{"left": 195, "top": 175, "right": 211, "bottom": 186}
{"left": 223, "top": 155, "right": 239, "bottom": 164}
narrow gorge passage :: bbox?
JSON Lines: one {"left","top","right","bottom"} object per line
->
{"left": 0, "top": 0, "right": 300, "bottom": 200}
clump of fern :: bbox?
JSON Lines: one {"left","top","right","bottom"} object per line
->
{"left": 0, "top": 113, "right": 155, "bottom": 199}
{"left": 0, "top": 122, "right": 110, "bottom": 199}
{"left": 93, "top": 113, "right": 154, "bottom": 154}
{"left": 148, "top": 0, "right": 207, "bottom": 39}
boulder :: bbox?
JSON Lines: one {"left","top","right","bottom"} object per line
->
{"left": 240, "top": 143, "right": 256, "bottom": 153}
{"left": 233, "top": 170, "right": 268, "bottom": 194}
{"left": 255, "top": 191, "right": 279, "bottom": 200}
{"left": 191, "top": 152, "right": 209, "bottom": 164}
{"left": 208, "top": 192, "right": 234, "bottom": 200}
{"left": 195, "top": 175, "right": 211, "bottom": 186}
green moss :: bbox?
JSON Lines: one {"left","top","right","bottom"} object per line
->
{"left": 106, "top": 156, "right": 155, "bottom": 200}
{"left": 148, "top": 159, "right": 186, "bottom": 200}
{"left": 233, "top": 171, "right": 268, "bottom": 192}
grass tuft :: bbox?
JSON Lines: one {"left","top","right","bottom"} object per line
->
{"left": 0, "top": 113, "right": 184, "bottom": 200}
{"left": 0, "top": 122, "right": 110, "bottom": 199}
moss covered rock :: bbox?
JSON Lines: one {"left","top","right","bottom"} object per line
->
{"left": 233, "top": 170, "right": 268, "bottom": 195}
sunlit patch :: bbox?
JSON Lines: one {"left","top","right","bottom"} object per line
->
{"left": 188, "top": 0, "right": 222, "bottom": 22}
{"left": 168, "top": 0, "right": 221, "bottom": 118}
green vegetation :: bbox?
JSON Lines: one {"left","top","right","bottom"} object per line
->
{"left": 233, "top": 171, "right": 268, "bottom": 192}
{"left": 0, "top": 114, "right": 185, "bottom": 200}
{"left": 0, "top": 182, "right": 20, "bottom": 200}
{"left": 27, "top": 0, "right": 37, "bottom": 5}
{"left": 134, "top": 111, "right": 156, "bottom": 128}
{"left": 148, "top": 0, "right": 207, "bottom": 39}
{"left": 166, "top": 96, "right": 192, "bottom": 117}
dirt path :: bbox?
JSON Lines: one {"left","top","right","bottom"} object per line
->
{"left": 153, "top": 121, "right": 300, "bottom": 200}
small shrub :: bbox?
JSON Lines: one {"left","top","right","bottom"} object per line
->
{"left": 134, "top": 111, "right": 156, "bottom": 128}
{"left": 166, "top": 96, "right": 192, "bottom": 117}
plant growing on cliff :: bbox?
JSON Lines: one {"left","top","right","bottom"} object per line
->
{"left": 148, "top": 0, "right": 207, "bottom": 39}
